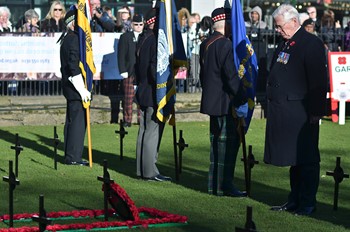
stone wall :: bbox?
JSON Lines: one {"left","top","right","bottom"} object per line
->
{"left": 0, "top": 93, "right": 264, "bottom": 126}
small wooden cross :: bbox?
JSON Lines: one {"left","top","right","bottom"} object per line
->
{"left": 115, "top": 120, "right": 128, "bottom": 160}
{"left": 235, "top": 206, "right": 257, "bottom": 232}
{"left": 241, "top": 145, "right": 259, "bottom": 197}
{"left": 32, "top": 195, "right": 52, "bottom": 232}
{"left": 10, "top": 133, "right": 23, "bottom": 177}
{"left": 326, "top": 156, "right": 349, "bottom": 210}
{"left": 52, "top": 126, "right": 60, "bottom": 170}
{"left": 2, "top": 160, "right": 20, "bottom": 227}
{"left": 97, "top": 160, "right": 114, "bottom": 221}
{"left": 176, "top": 130, "right": 188, "bottom": 175}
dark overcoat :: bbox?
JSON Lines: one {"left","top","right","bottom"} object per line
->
{"left": 118, "top": 31, "right": 137, "bottom": 77}
{"left": 40, "top": 18, "right": 65, "bottom": 32}
{"left": 199, "top": 31, "right": 245, "bottom": 116}
{"left": 135, "top": 29, "right": 157, "bottom": 107}
{"left": 60, "top": 30, "right": 81, "bottom": 101}
{"left": 264, "top": 28, "right": 327, "bottom": 166}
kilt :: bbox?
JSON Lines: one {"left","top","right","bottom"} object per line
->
{"left": 208, "top": 114, "right": 240, "bottom": 196}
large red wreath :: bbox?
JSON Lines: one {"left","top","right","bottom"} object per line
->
{"left": 102, "top": 182, "right": 140, "bottom": 221}
{"left": 0, "top": 182, "right": 188, "bottom": 231}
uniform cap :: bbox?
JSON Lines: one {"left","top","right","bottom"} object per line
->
{"left": 302, "top": 18, "right": 315, "bottom": 27}
{"left": 132, "top": 14, "right": 143, "bottom": 23}
{"left": 211, "top": 7, "right": 230, "bottom": 23}
{"left": 145, "top": 8, "right": 156, "bottom": 25}
{"left": 64, "top": 8, "right": 76, "bottom": 25}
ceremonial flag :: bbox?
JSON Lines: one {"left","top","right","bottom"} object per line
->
{"left": 76, "top": 0, "right": 95, "bottom": 167}
{"left": 76, "top": 0, "right": 95, "bottom": 94}
{"left": 156, "top": 0, "right": 187, "bottom": 124}
{"left": 231, "top": 0, "right": 258, "bottom": 132}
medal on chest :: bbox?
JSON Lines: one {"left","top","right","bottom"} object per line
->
{"left": 276, "top": 40, "right": 295, "bottom": 65}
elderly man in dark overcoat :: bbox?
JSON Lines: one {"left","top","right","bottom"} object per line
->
{"left": 265, "top": 4, "right": 327, "bottom": 215}
{"left": 199, "top": 7, "right": 247, "bottom": 197}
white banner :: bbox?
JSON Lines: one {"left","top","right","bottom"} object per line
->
{"left": 0, "top": 33, "right": 122, "bottom": 80}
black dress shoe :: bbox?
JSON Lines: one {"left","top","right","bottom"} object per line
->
{"left": 223, "top": 189, "right": 248, "bottom": 197}
{"left": 122, "top": 122, "right": 131, "bottom": 128}
{"left": 149, "top": 174, "right": 172, "bottom": 182}
{"left": 66, "top": 161, "right": 89, "bottom": 166}
{"left": 294, "top": 206, "right": 315, "bottom": 216}
{"left": 270, "top": 202, "right": 298, "bottom": 212}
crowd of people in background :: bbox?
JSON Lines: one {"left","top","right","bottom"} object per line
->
{"left": 1, "top": 2, "right": 350, "bottom": 54}
{"left": 1, "top": 1, "right": 350, "bottom": 98}
{"left": 0, "top": 0, "right": 349, "bottom": 214}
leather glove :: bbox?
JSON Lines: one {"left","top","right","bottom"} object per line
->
{"left": 235, "top": 103, "right": 248, "bottom": 118}
{"left": 68, "top": 74, "right": 91, "bottom": 103}
{"left": 120, "top": 72, "right": 128, "bottom": 79}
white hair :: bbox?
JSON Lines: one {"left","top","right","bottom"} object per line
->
{"left": 67, "top": 20, "right": 74, "bottom": 30}
{"left": 299, "top": 12, "right": 309, "bottom": 25}
{"left": 272, "top": 4, "right": 300, "bottom": 24}
{"left": 0, "top": 6, "right": 11, "bottom": 18}
{"left": 213, "top": 20, "right": 225, "bottom": 30}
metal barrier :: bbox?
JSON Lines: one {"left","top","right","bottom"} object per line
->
{"left": 1, "top": 30, "right": 348, "bottom": 97}
{"left": 0, "top": 78, "right": 202, "bottom": 97}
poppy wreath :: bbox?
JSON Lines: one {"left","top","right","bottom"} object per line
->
{"left": 102, "top": 182, "right": 140, "bottom": 221}
{"left": 0, "top": 183, "right": 188, "bottom": 231}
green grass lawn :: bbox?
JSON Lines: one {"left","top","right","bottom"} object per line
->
{"left": 0, "top": 118, "right": 349, "bottom": 231}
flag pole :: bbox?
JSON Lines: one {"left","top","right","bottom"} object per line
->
{"left": 171, "top": 108, "right": 179, "bottom": 181}
{"left": 83, "top": 91, "right": 93, "bottom": 168}
{"left": 77, "top": 0, "right": 95, "bottom": 168}
{"left": 86, "top": 106, "right": 93, "bottom": 167}
{"left": 239, "top": 118, "right": 250, "bottom": 196}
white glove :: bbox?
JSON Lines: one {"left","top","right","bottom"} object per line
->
{"left": 68, "top": 74, "right": 91, "bottom": 103}
{"left": 120, "top": 72, "right": 128, "bottom": 79}
{"left": 235, "top": 103, "right": 248, "bottom": 118}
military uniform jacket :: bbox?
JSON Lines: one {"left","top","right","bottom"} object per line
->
{"left": 135, "top": 29, "right": 157, "bottom": 107}
{"left": 199, "top": 31, "right": 245, "bottom": 116}
{"left": 118, "top": 31, "right": 137, "bottom": 78}
{"left": 60, "top": 30, "right": 81, "bottom": 101}
{"left": 264, "top": 27, "right": 327, "bottom": 166}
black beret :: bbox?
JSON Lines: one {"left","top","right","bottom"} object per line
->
{"left": 64, "top": 8, "right": 77, "bottom": 25}
{"left": 302, "top": 18, "right": 315, "bottom": 27}
{"left": 132, "top": 14, "right": 143, "bottom": 23}
{"left": 211, "top": 7, "right": 231, "bottom": 23}
{"left": 145, "top": 8, "right": 156, "bottom": 25}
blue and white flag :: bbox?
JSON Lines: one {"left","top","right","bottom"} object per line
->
{"left": 231, "top": 0, "right": 258, "bottom": 132}
{"left": 156, "top": 0, "right": 187, "bottom": 124}
{"left": 77, "top": 0, "right": 95, "bottom": 96}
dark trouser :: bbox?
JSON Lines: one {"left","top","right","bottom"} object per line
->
{"left": 208, "top": 114, "right": 240, "bottom": 196}
{"left": 288, "top": 163, "right": 320, "bottom": 208}
{"left": 136, "top": 106, "right": 165, "bottom": 178}
{"left": 123, "top": 76, "right": 135, "bottom": 124}
{"left": 64, "top": 100, "right": 86, "bottom": 163}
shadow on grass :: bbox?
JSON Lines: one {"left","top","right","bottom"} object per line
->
{"left": 1, "top": 128, "right": 349, "bottom": 230}
{"left": 249, "top": 175, "right": 350, "bottom": 229}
